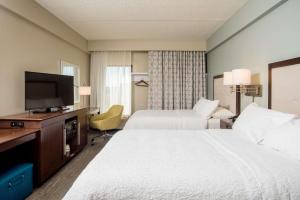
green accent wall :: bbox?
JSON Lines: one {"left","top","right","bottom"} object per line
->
{"left": 207, "top": 0, "right": 300, "bottom": 109}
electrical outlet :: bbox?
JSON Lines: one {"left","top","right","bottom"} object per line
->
{"left": 10, "top": 121, "right": 24, "bottom": 128}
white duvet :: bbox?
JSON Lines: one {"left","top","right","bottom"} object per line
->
{"left": 124, "top": 110, "right": 208, "bottom": 130}
{"left": 64, "top": 130, "right": 300, "bottom": 200}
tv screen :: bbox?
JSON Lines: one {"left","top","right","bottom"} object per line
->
{"left": 25, "top": 71, "right": 74, "bottom": 110}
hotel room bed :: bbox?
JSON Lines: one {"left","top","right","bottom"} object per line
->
{"left": 64, "top": 129, "right": 300, "bottom": 200}
{"left": 124, "top": 75, "right": 240, "bottom": 130}
{"left": 65, "top": 58, "right": 300, "bottom": 200}
{"left": 124, "top": 110, "right": 209, "bottom": 130}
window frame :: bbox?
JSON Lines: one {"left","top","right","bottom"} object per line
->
{"left": 60, "top": 60, "right": 80, "bottom": 104}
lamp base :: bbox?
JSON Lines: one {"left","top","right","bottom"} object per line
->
{"left": 230, "top": 85, "right": 262, "bottom": 97}
{"left": 244, "top": 85, "right": 262, "bottom": 97}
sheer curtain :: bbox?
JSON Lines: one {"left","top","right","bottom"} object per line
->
{"left": 90, "top": 51, "right": 132, "bottom": 116}
{"left": 105, "top": 66, "right": 131, "bottom": 115}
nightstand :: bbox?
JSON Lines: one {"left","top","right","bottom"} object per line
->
{"left": 220, "top": 119, "right": 233, "bottom": 129}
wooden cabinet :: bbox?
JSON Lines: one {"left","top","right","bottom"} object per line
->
{"left": 220, "top": 119, "right": 233, "bottom": 129}
{"left": 78, "top": 114, "right": 88, "bottom": 148}
{"left": 0, "top": 107, "right": 88, "bottom": 185}
{"left": 39, "top": 121, "right": 64, "bottom": 182}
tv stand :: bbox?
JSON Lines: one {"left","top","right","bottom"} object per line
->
{"left": 31, "top": 106, "right": 70, "bottom": 114}
{"left": 0, "top": 107, "right": 88, "bottom": 185}
{"left": 60, "top": 106, "right": 70, "bottom": 111}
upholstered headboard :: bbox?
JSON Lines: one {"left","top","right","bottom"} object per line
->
{"left": 213, "top": 74, "right": 240, "bottom": 115}
{"left": 268, "top": 57, "right": 300, "bottom": 115}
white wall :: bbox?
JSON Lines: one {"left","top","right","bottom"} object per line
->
{"left": 132, "top": 52, "right": 148, "bottom": 113}
{"left": 0, "top": 0, "right": 88, "bottom": 52}
{"left": 0, "top": 6, "right": 90, "bottom": 116}
{"left": 207, "top": 0, "right": 300, "bottom": 109}
{"left": 88, "top": 39, "right": 206, "bottom": 51}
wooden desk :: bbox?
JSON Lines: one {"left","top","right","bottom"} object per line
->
{"left": 0, "top": 128, "right": 38, "bottom": 153}
{"left": 0, "top": 128, "right": 38, "bottom": 186}
{"left": 0, "top": 107, "right": 88, "bottom": 185}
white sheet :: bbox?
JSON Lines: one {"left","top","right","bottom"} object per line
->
{"left": 124, "top": 110, "right": 208, "bottom": 130}
{"left": 64, "top": 130, "right": 300, "bottom": 200}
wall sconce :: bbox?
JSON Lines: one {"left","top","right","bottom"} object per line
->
{"left": 223, "top": 69, "right": 262, "bottom": 99}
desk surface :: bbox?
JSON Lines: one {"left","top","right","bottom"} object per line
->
{"left": 0, "top": 106, "right": 87, "bottom": 121}
{"left": 0, "top": 128, "right": 38, "bottom": 152}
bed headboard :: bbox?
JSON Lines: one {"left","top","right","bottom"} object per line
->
{"left": 268, "top": 57, "right": 300, "bottom": 115}
{"left": 213, "top": 74, "right": 240, "bottom": 115}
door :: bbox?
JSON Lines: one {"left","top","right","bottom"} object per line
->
{"left": 78, "top": 113, "right": 88, "bottom": 148}
{"left": 39, "top": 121, "right": 64, "bottom": 183}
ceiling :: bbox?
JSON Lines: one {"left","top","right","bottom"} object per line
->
{"left": 35, "top": 0, "right": 248, "bottom": 40}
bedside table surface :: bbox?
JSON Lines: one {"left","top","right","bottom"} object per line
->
{"left": 220, "top": 119, "right": 233, "bottom": 129}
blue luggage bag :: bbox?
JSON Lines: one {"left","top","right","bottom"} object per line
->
{"left": 0, "top": 163, "right": 33, "bottom": 200}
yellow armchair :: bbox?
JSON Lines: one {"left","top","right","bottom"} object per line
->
{"left": 90, "top": 105, "right": 124, "bottom": 131}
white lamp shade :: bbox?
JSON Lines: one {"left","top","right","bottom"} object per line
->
{"left": 79, "top": 86, "right": 91, "bottom": 96}
{"left": 232, "top": 69, "right": 251, "bottom": 85}
{"left": 223, "top": 72, "right": 233, "bottom": 85}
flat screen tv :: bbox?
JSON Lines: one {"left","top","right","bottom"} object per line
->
{"left": 25, "top": 71, "right": 74, "bottom": 111}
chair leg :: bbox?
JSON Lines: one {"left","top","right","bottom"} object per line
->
{"left": 90, "top": 133, "right": 102, "bottom": 146}
{"left": 103, "top": 130, "right": 109, "bottom": 141}
{"left": 91, "top": 138, "right": 95, "bottom": 146}
{"left": 91, "top": 130, "right": 116, "bottom": 145}
{"left": 103, "top": 130, "right": 115, "bottom": 140}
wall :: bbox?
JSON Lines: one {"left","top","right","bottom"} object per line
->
{"left": 0, "top": 0, "right": 88, "bottom": 52}
{"left": 207, "top": 0, "right": 300, "bottom": 109}
{"left": 88, "top": 39, "right": 206, "bottom": 51}
{"left": 0, "top": 6, "right": 90, "bottom": 116}
{"left": 132, "top": 52, "right": 148, "bottom": 113}
{"left": 208, "top": 0, "right": 286, "bottom": 51}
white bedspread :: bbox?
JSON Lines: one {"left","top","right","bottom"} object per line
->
{"left": 64, "top": 130, "right": 300, "bottom": 200}
{"left": 124, "top": 110, "right": 207, "bottom": 130}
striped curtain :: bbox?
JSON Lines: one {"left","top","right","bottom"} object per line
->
{"left": 148, "top": 51, "right": 206, "bottom": 110}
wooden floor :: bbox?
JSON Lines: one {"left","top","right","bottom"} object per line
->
{"left": 27, "top": 131, "right": 113, "bottom": 200}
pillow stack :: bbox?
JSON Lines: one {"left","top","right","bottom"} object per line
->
{"left": 233, "top": 103, "right": 296, "bottom": 143}
{"left": 193, "top": 98, "right": 219, "bottom": 119}
{"left": 212, "top": 107, "right": 235, "bottom": 120}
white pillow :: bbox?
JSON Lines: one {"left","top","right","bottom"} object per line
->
{"left": 261, "top": 119, "right": 300, "bottom": 160}
{"left": 193, "top": 98, "right": 219, "bottom": 119}
{"left": 212, "top": 107, "right": 235, "bottom": 120}
{"left": 232, "top": 103, "right": 296, "bottom": 143}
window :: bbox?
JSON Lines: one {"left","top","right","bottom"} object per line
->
{"left": 105, "top": 66, "right": 131, "bottom": 116}
{"left": 61, "top": 61, "right": 80, "bottom": 103}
